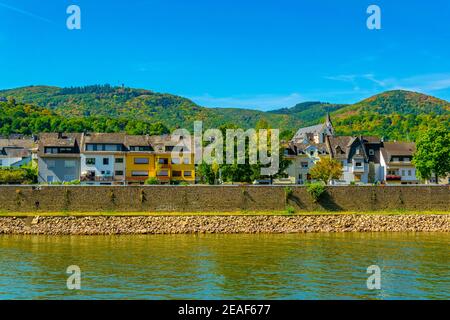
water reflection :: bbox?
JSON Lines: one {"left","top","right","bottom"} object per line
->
{"left": 0, "top": 233, "right": 449, "bottom": 299}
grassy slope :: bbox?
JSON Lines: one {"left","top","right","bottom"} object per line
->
{"left": 1, "top": 210, "right": 449, "bottom": 216}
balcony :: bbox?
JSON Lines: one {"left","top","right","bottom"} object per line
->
{"left": 81, "top": 172, "right": 114, "bottom": 182}
{"left": 386, "top": 175, "right": 402, "bottom": 181}
{"left": 352, "top": 165, "right": 365, "bottom": 173}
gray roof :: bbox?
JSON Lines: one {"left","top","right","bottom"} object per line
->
{"left": 292, "top": 123, "right": 325, "bottom": 141}
{"left": 381, "top": 142, "right": 416, "bottom": 163}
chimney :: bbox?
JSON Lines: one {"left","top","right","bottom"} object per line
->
{"left": 57, "top": 132, "right": 63, "bottom": 139}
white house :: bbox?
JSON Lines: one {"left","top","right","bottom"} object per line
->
{"left": 380, "top": 142, "right": 419, "bottom": 184}
{"left": 0, "top": 138, "right": 34, "bottom": 168}
{"left": 79, "top": 133, "right": 127, "bottom": 185}
{"left": 326, "top": 136, "right": 369, "bottom": 184}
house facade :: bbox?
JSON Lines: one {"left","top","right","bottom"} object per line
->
{"left": 35, "top": 132, "right": 195, "bottom": 185}
{"left": 125, "top": 135, "right": 156, "bottom": 184}
{"left": 37, "top": 133, "right": 81, "bottom": 183}
{"left": 326, "top": 136, "right": 369, "bottom": 184}
{"left": 284, "top": 114, "right": 333, "bottom": 184}
{"left": 80, "top": 133, "right": 127, "bottom": 185}
{"left": 284, "top": 142, "right": 329, "bottom": 184}
{"left": 0, "top": 138, "right": 34, "bottom": 168}
{"left": 380, "top": 142, "right": 420, "bottom": 184}
{"left": 284, "top": 114, "right": 423, "bottom": 185}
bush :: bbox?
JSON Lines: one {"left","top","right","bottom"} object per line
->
{"left": 63, "top": 180, "right": 80, "bottom": 185}
{"left": 306, "top": 182, "right": 326, "bottom": 202}
{"left": 285, "top": 205, "right": 295, "bottom": 214}
{"left": 144, "top": 177, "right": 159, "bottom": 185}
{"left": 0, "top": 168, "right": 29, "bottom": 184}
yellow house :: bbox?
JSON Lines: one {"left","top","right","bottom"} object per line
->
{"left": 151, "top": 135, "right": 195, "bottom": 184}
{"left": 125, "top": 135, "right": 156, "bottom": 184}
{"left": 125, "top": 134, "right": 195, "bottom": 184}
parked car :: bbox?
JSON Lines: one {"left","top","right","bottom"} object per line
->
{"left": 253, "top": 179, "right": 272, "bottom": 185}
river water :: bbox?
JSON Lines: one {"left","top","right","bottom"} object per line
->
{"left": 0, "top": 233, "right": 448, "bottom": 299}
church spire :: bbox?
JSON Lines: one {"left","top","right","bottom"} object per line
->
{"left": 325, "top": 112, "right": 334, "bottom": 136}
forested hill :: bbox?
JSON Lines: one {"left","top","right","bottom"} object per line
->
{"left": 0, "top": 85, "right": 449, "bottom": 141}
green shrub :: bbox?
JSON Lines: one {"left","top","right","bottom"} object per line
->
{"left": 285, "top": 205, "right": 295, "bottom": 214}
{"left": 306, "top": 182, "right": 326, "bottom": 202}
{"left": 63, "top": 180, "right": 80, "bottom": 185}
{"left": 0, "top": 168, "right": 28, "bottom": 184}
{"left": 144, "top": 177, "right": 159, "bottom": 185}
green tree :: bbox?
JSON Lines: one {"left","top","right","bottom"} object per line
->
{"left": 413, "top": 125, "right": 450, "bottom": 182}
{"left": 197, "top": 161, "right": 215, "bottom": 184}
{"left": 310, "top": 157, "right": 343, "bottom": 185}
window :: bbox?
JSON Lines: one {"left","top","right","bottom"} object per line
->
{"left": 393, "top": 157, "right": 399, "bottom": 162}
{"left": 403, "top": 157, "right": 410, "bottom": 162}
{"left": 157, "top": 170, "right": 169, "bottom": 176}
{"left": 45, "top": 147, "right": 58, "bottom": 154}
{"left": 86, "top": 144, "right": 121, "bottom": 151}
{"left": 310, "top": 151, "right": 314, "bottom": 156}
{"left": 401, "top": 170, "right": 406, "bottom": 176}
{"left": 59, "top": 147, "right": 73, "bottom": 153}
{"left": 183, "top": 158, "right": 190, "bottom": 165}
{"left": 165, "top": 146, "right": 174, "bottom": 152}
{"left": 131, "top": 171, "right": 149, "bottom": 176}
{"left": 86, "top": 144, "right": 97, "bottom": 151}
{"left": 64, "top": 175, "right": 75, "bottom": 181}
{"left": 369, "top": 149, "right": 375, "bottom": 156}
{"left": 64, "top": 160, "right": 76, "bottom": 168}
{"left": 115, "top": 158, "right": 124, "bottom": 163}
{"left": 86, "top": 158, "right": 95, "bottom": 165}
{"left": 47, "top": 160, "right": 56, "bottom": 168}
{"left": 408, "top": 170, "right": 412, "bottom": 176}
{"left": 46, "top": 175, "right": 54, "bottom": 183}
{"left": 103, "top": 158, "right": 109, "bottom": 165}
{"left": 355, "top": 162, "right": 362, "bottom": 167}
{"left": 158, "top": 158, "right": 169, "bottom": 164}
{"left": 134, "top": 157, "right": 149, "bottom": 164}
{"left": 130, "top": 146, "right": 152, "bottom": 151}
{"left": 183, "top": 171, "right": 192, "bottom": 177}
{"left": 0, "top": 160, "right": 2, "bottom": 166}
{"left": 301, "top": 162, "right": 308, "bottom": 168}
{"left": 105, "top": 144, "right": 121, "bottom": 151}
{"left": 172, "top": 170, "right": 182, "bottom": 177}
{"left": 171, "top": 158, "right": 181, "bottom": 164}
{"left": 115, "top": 170, "right": 124, "bottom": 176}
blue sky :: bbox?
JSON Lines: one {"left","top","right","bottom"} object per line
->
{"left": 0, "top": 0, "right": 449, "bottom": 110}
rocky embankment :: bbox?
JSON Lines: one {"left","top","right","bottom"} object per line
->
{"left": 0, "top": 215, "right": 449, "bottom": 234}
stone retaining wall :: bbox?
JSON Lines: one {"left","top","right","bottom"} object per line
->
{"left": 0, "top": 215, "right": 448, "bottom": 234}
{"left": 0, "top": 185, "right": 448, "bottom": 213}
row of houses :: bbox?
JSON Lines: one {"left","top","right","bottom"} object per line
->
{"left": 283, "top": 115, "right": 420, "bottom": 184}
{"left": 1, "top": 133, "right": 195, "bottom": 184}
{"left": 0, "top": 116, "right": 445, "bottom": 185}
